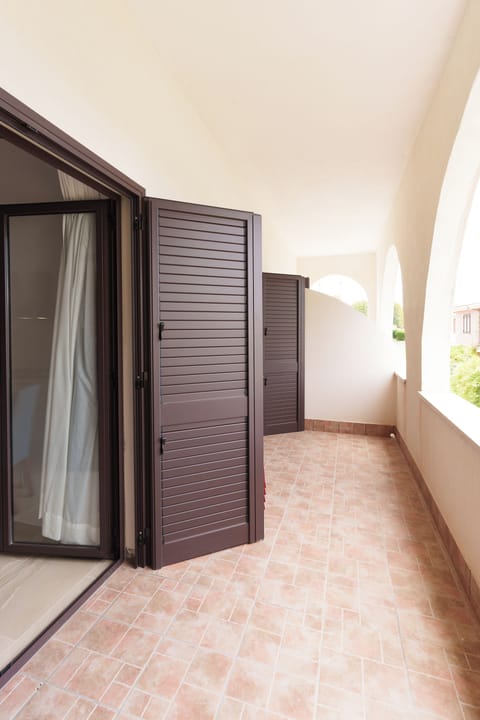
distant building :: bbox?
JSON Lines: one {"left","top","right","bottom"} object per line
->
{"left": 452, "top": 304, "right": 480, "bottom": 349}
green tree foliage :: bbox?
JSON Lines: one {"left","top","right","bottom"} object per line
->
{"left": 352, "top": 300, "right": 368, "bottom": 316}
{"left": 392, "top": 328, "right": 405, "bottom": 341}
{"left": 450, "top": 345, "right": 480, "bottom": 408}
{"left": 393, "top": 303, "right": 404, "bottom": 329}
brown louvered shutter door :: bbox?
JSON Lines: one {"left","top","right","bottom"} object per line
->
{"left": 263, "top": 273, "right": 305, "bottom": 435}
{"left": 147, "top": 199, "right": 263, "bottom": 567}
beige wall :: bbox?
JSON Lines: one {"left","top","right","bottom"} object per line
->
{"left": 395, "top": 376, "right": 407, "bottom": 440}
{"left": 419, "top": 396, "right": 480, "bottom": 585}
{"left": 0, "top": 2, "right": 245, "bottom": 210}
{"left": 262, "top": 234, "right": 298, "bottom": 275}
{"left": 305, "top": 290, "right": 395, "bottom": 424}
{"left": 380, "top": 1, "right": 480, "bottom": 588}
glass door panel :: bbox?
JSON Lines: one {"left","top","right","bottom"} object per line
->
{"left": 1, "top": 201, "right": 113, "bottom": 558}
{"left": 10, "top": 212, "right": 99, "bottom": 547}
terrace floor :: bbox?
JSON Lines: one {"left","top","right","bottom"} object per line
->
{"left": 1, "top": 431, "right": 480, "bottom": 719}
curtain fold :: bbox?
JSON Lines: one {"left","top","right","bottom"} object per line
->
{"left": 38, "top": 173, "right": 102, "bottom": 545}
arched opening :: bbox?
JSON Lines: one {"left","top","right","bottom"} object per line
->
{"left": 450, "top": 176, "right": 480, "bottom": 408}
{"left": 381, "top": 245, "right": 406, "bottom": 375}
{"left": 312, "top": 274, "right": 369, "bottom": 316}
{"left": 423, "top": 69, "right": 480, "bottom": 396}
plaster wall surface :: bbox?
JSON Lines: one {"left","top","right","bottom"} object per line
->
{"left": 305, "top": 290, "right": 395, "bottom": 424}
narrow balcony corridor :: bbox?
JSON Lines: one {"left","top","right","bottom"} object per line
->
{"left": 1, "top": 431, "right": 480, "bottom": 719}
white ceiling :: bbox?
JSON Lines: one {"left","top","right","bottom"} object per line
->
{"left": 134, "top": 0, "right": 467, "bottom": 257}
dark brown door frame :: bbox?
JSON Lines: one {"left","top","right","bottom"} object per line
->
{"left": 0, "top": 88, "right": 149, "bottom": 684}
{"left": 0, "top": 87, "right": 151, "bottom": 567}
{"left": 250, "top": 214, "right": 265, "bottom": 542}
{"left": 0, "top": 200, "right": 116, "bottom": 558}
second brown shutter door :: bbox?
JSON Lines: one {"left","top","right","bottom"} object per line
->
{"left": 147, "top": 199, "right": 263, "bottom": 567}
{"left": 263, "top": 273, "right": 305, "bottom": 436}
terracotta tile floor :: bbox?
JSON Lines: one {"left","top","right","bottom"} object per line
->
{"left": 2, "top": 431, "right": 480, "bottom": 719}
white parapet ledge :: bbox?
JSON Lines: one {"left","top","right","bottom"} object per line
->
{"left": 420, "top": 390, "right": 480, "bottom": 450}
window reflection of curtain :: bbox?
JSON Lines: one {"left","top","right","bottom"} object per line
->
{"left": 39, "top": 173, "right": 102, "bottom": 545}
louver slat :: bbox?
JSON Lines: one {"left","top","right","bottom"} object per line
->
{"left": 162, "top": 468, "right": 247, "bottom": 488}
{"left": 159, "top": 217, "right": 245, "bottom": 235}
{"left": 158, "top": 208, "right": 245, "bottom": 227}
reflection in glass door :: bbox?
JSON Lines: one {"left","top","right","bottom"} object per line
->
{"left": 1, "top": 201, "right": 114, "bottom": 557}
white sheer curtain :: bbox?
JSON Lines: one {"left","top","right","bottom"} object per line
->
{"left": 39, "top": 172, "right": 102, "bottom": 545}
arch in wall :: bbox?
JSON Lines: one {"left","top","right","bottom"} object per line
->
{"left": 380, "top": 245, "right": 401, "bottom": 333}
{"left": 380, "top": 245, "right": 406, "bottom": 374}
{"left": 297, "top": 254, "right": 377, "bottom": 322}
{"left": 423, "top": 69, "right": 480, "bottom": 393}
{"left": 312, "top": 274, "right": 369, "bottom": 314}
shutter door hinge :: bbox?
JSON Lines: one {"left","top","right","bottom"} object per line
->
{"left": 135, "top": 371, "right": 148, "bottom": 389}
{"left": 158, "top": 322, "right": 165, "bottom": 340}
{"left": 160, "top": 437, "right": 166, "bottom": 455}
{"left": 137, "top": 528, "right": 150, "bottom": 546}
{"left": 134, "top": 214, "right": 144, "bottom": 231}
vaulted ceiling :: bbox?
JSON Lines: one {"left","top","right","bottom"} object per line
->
{"left": 133, "top": 0, "right": 467, "bottom": 257}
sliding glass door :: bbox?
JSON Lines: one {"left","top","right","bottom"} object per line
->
{"left": 0, "top": 200, "right": 116, "bottom": 558}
